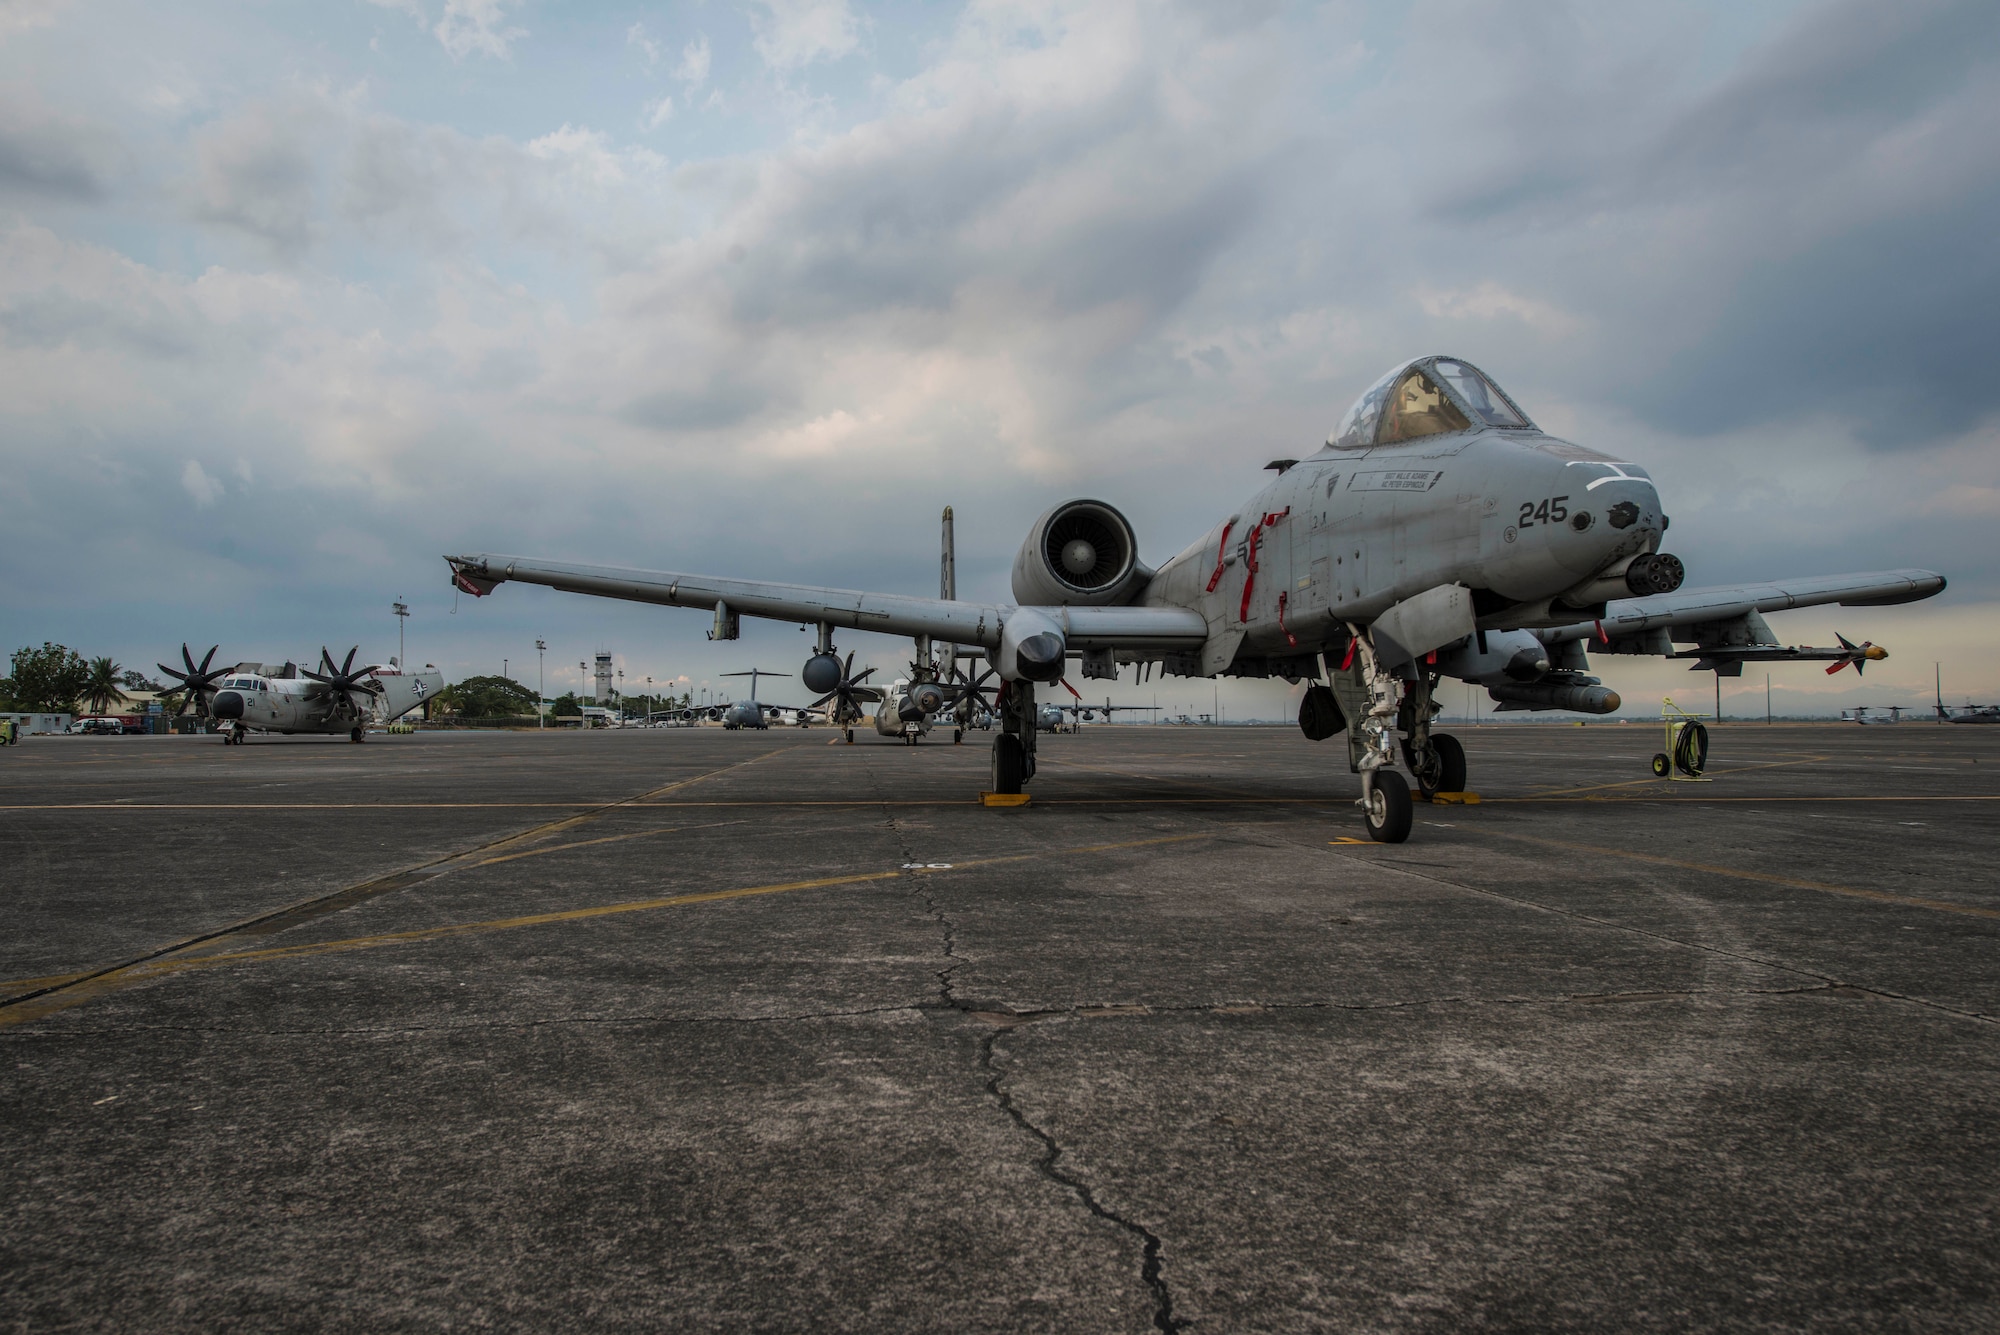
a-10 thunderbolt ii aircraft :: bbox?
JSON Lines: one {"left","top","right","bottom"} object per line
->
{"left": 446, "top": 354, "right": 1944, "bottom": 842}
{"left": 156, "top": 644, "right": 441, "bottom": 744}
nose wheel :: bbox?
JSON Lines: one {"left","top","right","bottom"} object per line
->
{"left": 1362, "top": 770, "right": 1413, "bottom": 842}
{"left": 350, "top": 726, "right": 365, "bottom": 743}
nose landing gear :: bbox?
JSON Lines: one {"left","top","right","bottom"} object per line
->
{"left": 1362, "top": 770, "right": 1413, "bottom": 842}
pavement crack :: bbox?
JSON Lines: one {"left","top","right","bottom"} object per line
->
{"left": 978, "top": 1027, "right": 1183, "bottom": 1332}
{"left": 872, "top": 784, "right": 963, "bottom": 1006}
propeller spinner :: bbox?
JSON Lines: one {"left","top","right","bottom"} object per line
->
{"left": 156, "top": 644, "right": 228, "bottom": 717}
{"left": 302, "top": 646, "right": 385, "bottom": 713}
{"left": 805, "top": 651, "right": 879, "bottom": 725}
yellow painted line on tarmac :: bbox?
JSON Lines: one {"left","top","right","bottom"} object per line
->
{"left": 1492, "top": 794, "right": 2000, "bottom": 805}
{"left": 1476, "top": 829, "right": 2000, "bottom": 922}
{"left": 471, "top": 820, "right": 743, "bottom": 867}
{"left": 0, "top": 832, "right": 1211, "bottom": 1028}
{"left": 1521, "top": 754, "right": 1831, "bottom": 799}
{"left": 0, "top": 751, "right": 793, "bottom": 1025}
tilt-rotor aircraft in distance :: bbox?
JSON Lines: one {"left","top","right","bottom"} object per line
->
{"left": 157, "top": 644, "right": 441, "bottom": 744}
{"left": 447, "top": 355, "right": 1944, "bottom": 842}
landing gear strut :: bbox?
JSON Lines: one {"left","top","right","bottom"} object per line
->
{"left": 1330, "top": 629, "right": 1410, "bottom": 843}
{"left": 990, "top": 682, "right": 1037, "bottom": 795}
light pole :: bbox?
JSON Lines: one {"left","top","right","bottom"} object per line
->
{"left": 580, "top": 662, "right": 587, "bottom": 726}
{"left": 392, "top": 600, "right": 409, "bottom": 667}
{"left": 503, "top": 658, "right": 508, "bottom": 684}
{"left": 536, "top": 640, "right": 546, "bottom": 730}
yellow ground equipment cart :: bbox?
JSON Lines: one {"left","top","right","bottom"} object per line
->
{"left": 1651, "top": 698, "right": 1710, "bottom": 780}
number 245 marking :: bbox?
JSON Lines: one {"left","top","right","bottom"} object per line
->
{"left": 1517, "top": 495, "right": 1569, "bottom": 529}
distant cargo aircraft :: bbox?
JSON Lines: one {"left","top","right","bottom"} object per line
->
{"left": 449, "top": 354, "right": 1944, "bottom": 842}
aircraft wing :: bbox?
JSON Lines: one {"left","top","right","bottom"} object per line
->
{"left": 1539, "top": 568, "right": 1945, "bottom": 653}
{"left": 444, "top": 554, "right": 1208, "bottom": 651}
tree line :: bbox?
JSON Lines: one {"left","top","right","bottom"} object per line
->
{"left": 2, "top": 644, "right": 164, "bottom": 714}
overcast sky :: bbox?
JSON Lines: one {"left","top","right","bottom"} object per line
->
{"left": 2, "top": 0, "right": 1994, "bottom": 716}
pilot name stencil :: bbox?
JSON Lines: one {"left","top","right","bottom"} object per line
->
{"left": 1347, "top": 469, "right": 1444, "bottom": 492}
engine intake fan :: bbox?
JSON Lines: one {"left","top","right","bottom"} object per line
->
{"left": 1011, "top": 499, "right": 1147, "bottom": 606}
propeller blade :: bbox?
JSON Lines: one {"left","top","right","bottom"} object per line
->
{"left": 809, "top": 691, "right": 837, "bottom": 709}
{"left": 342, "top": 646, "right": 358, "bottom": 676}
{"left": 199, "top": 645, "right": 218, "bottom": 673}
{"left": 850, "top": 667, "right": 877, "bottom": 685}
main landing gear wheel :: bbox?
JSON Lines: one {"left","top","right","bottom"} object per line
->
{"left": 1363, "top": 770, "right": 1413, "bottom": 843}
{"left": 1651, "top": 752, "right": 1671, "bottom": 778}
{"left": 350, "top": 726, "right": 365, "bottom": 743}
{"left": 953, "top": 728, "right": 963, "bottom": 745}
{"left": 844, "top": 728, "right": 855, "bottom": 744}
{"left": 1402, "top": 732, "right": 1467, "bottom": 797}
{"left": 991, "top": 733, "right": 1026, "bottom": 795}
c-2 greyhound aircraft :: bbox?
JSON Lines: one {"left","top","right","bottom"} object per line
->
{"left": 158, "top": 644, "right": 441, "bottom": 744}
{"left": 446, "top": 355, "right": 1944, "bottom": 842}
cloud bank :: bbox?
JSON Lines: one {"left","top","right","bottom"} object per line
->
{"left": 0, "top": 0, "right": 1994, "bottom": 713}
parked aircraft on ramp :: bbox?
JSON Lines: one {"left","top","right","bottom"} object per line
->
{"left": 448, "top": 354, "right": 1944, "bottom": 843}
{"left": 158, "top": 645, "right": 440, "bottom": 744}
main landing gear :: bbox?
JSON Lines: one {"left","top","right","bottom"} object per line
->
{"left": 1319, "top": 633, "right": 1474, "bottom": 843}
{"left": 350, "top": 726, "right": 366, "bottom": 743}
{"left": 989, "top": 682, "right": 1038, "bottom": 795}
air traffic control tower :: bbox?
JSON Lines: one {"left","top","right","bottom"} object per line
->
{"left": 593, "top": 653, "right": 614, "bottom": 703}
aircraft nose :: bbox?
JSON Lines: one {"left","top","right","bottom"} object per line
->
{"left": 212, "top": 690, "right": 244, "bottom": 720}
{"left": 1552, "top": 479, "right": 1662, "bottom": 576}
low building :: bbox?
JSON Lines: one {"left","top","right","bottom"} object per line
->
{"left": 1, "top": 713, "right": 74, "bottom": 735}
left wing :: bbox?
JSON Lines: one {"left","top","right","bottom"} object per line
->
{"left": 445, "top": 554, "right": 1207, "bottom": 651}
{"left": 1538, "top": 568, "right": 1945, "bottom": 674}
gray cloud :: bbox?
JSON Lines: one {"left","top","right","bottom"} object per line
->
{"left": 190, "top": 102, "right": 326, "bottom": 255}
{"left": 0, "top": 97, "right": 117, "bottom": 202}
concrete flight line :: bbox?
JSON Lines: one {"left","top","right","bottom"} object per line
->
{"left": 0, "top": 749, "right": 798, "bottom": 1024}
{"left": 1473, "top": 830, "right": 2000, "bottom": 923}
{"left": 0, "top": 833, "right": 1212, "bottom": 1030}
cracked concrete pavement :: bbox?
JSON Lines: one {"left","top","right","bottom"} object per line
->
{"left": 3, "top": 723, "right": 1997, "bottom": 1331}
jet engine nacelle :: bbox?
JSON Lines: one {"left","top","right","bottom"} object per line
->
{"left": 1010, "top": 499, "right": 1149, "bottom": 607}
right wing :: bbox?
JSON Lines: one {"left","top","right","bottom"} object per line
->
{"left": 445, "top": 554, "right": 1207, "bottom": 651}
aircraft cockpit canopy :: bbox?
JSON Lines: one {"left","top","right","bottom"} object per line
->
{"left": 223, "top": 675, "right": 266, "bottom": 691}
{"left": 1329, "top": 356, "right": 1534, "bottom": 450}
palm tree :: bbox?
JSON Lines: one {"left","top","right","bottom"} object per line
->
{"left": 83, "top": 657, "right": 131, "bottom": 715}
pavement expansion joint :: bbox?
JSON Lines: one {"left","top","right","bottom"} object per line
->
{"left": 978, "top": 1027, "right": 1184, "bottom": 1333}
